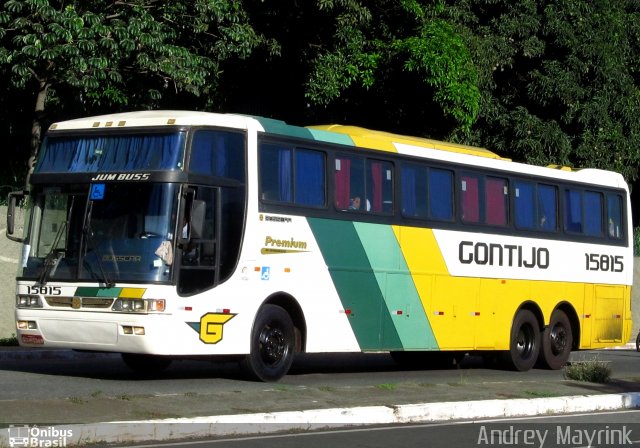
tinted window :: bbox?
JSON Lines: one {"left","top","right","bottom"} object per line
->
{"left": 461, "top": 174, "right": 480, "bottom": 223}
{"left": 336, "top": 155, "right": 392, "bottom": 214}
{"left": 191, "top": 130, "right": 245, "bottom": 181}
{"left": 607, "top": 194, "right": 624, "bottom": 239}
{"left": 584, "top": 191, "right": 603, "bottom": 236}
{"left": 295, "top": 149, "right": 326, "bottom": 207}
{"left": 429, "top": 168, "right": 454, "bottom": 220}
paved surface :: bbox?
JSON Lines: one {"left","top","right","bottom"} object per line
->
{"left": 0, "top": 347, "right": 639, "bottom": 447}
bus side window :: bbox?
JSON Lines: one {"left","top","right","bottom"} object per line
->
{"left": 429, "top": 168, "right": 454, "bottom": 221}
{"left": 514, "top": 181, "right": 535, "bottom": 230}
{"left": 260, "top": 143, "right": 292, "bottom": 203}
{"left": 485, "top": 177, "right": 508, "bottom": 226}
{"left": 564, "top": 189, "right": 583, "bottom": 233}
{"left": 607, "top": 193, "right": 624, "bottom": 239}
{"left": 366, "top": 159, "right": 393, "bottom": 214}
{"left": 460, "top": 174, "right": 481, "bottom": 223}
{"left": 584, "top": 191, "right": 603, "bottom": 237}
{"left": 335, "top": 155, "right": 364, "bottom": 211}
{"left": 537, "top": 184, "right": 557, "bottom": 231}
{"left": 295, "top": 148, "right": 326, "bottom": 207}
{"left": 401, "top": 164, "right": 428, "bottom": 218}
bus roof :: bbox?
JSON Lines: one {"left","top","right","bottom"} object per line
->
{"left": 307, "top": 124, "right": 506, "bottom": 160}
{"left": 48, "top": 110, "right": 258, "bottom": 131}
{"left": 46, "top": 110, "right": 627, "bottom": 189}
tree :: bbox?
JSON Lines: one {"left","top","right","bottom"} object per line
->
{"left": 443, "top": 0, "right": 640, "bottom": 182}
{"left": 0, "top": 0, "right": 277, "bottom": 169}
{"left": 303, "top": 0, "right": 481, "bottom": 136}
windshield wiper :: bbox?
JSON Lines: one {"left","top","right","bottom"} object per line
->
{"left": 36, "top": 221, "right": 67, "bottom": 286}
{"left": 83, "top": 201, "right": 115, "bottom": 288}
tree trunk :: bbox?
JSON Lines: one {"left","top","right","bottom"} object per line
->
{"left": 26, "top": 81, "right": 49, "bottom": 187}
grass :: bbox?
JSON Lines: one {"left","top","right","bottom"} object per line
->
{"left": 564, "top": 358, "right": 612, "bottom": 383}
{"left": 375, "top": 383, "right": 396, "bottom": 391}
{"left": 522, "top": 390, "right": 559, "bottom": 398}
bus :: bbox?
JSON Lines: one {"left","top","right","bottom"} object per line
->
{"left": 7, "top": 110, "right": 633, "bottom": 381}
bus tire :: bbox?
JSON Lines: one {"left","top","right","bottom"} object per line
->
{"left": 242, "top": 304, "right": 295, "bottom": 382}
{"left": 121, "top": 353, "right": 172, "bottom": 375}
{"left": 539, "top": 309, "right": 572, "bottom": 370}
{"left": 504, "top": 309, "right": 540, "bottom": 371}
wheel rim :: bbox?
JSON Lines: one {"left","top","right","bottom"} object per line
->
{"left": 549, "top": 323, "right": 568, "bottom": 356}
{"left": 516, "top": 324, "right": 536, "bottom": 359}
{"left": 258, "top": 324, "right": 287, "bottom": 366}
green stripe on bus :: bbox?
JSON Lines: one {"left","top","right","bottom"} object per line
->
{"left": 254, "top": 117, "right": 317, "bottom": 140}
{"left": 306, "top": 128, "right": 355, "bottom": 146}
{"left": 74, "top": 287, "right": 122, "bottom": 297}
{"left": 353, "top": 222, "right": 438, "bottom": 350}
{"left": 307, "top": 218, "right": 402, "bottom": 350}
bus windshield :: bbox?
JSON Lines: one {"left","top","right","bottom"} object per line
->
{"left": 35, "top": 132, "right": 186, "bottom": 173}
{"left": 21, "top": 183, "right": 178, "bottom": 284}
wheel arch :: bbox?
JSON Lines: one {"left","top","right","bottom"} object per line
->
{"left": 515, "top": 301, "right": 544, "bottom": 331}
{"left": 550, "top": 301, "right": 580, "bottom": 351}
{"left": 260, "top": 292, "right": 307, "bottom": 353}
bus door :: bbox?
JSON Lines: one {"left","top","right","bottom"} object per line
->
{"left": 178, "top": 186, "right": 222, "bottom": 295}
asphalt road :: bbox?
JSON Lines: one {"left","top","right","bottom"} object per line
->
{"left": 1, "top": 348, "right": 639, "bottom": 425}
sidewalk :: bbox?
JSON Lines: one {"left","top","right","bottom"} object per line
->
{"left": 1, "top": 347, "right": 639, "bottom": 447}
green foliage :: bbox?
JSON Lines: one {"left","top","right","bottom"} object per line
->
{"left": 446, "top": 0, "right": 640, "bottom": 181}
{"left": 0, "top": 0, "right": 276, "bottom": 160}
{"left": 305, "top": 1, "right": 481, "bottom": 134}
{"left": 1, "top": 0, "right": 640, "bottom": 188}
{"left": 563, "top": 358, "right": 611, "bottom": 383}
{"left": 393, "top": 18, "right": 480, "bottom": 132}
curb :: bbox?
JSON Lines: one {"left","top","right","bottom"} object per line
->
{"left": 2, "top": 392, "right": 639, "bottom": 447}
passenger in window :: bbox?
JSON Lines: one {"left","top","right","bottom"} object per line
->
{"left": 540, "top": 215, "right": 547, "bottom": 229}
{"left": 608, "top": 218, "right": 617, "bottom": 237}
{"left": 349, "top": 197, "right": 361, "bottom": 210}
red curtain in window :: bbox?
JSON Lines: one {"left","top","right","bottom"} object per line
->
{"left": 334, "top": 158, "right": 351, "bottom": 209}
{"left": 486, "top": 178, "right": 507, "bottom": 226}
{"left": 461, "top": 176, "right": 480, "bottom": 222}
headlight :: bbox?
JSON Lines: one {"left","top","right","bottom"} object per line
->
{"left": 112, "top": 298, "right": 165, "bottom": 313}
{"left": 16, "top": 295, "right": 42, "bottom": 308}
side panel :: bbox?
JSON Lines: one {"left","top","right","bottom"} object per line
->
{"left": 308, "top": 218, "right": 438, "bottom": 350}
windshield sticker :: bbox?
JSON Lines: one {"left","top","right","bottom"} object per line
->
{"left": 90, "top": 184, "right": 105, "bottom": 200}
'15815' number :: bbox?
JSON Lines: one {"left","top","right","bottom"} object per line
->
{"left": 584, "top": 253, "right": 623, "bottom": 272}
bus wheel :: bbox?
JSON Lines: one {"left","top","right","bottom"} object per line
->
{"left": 504, "top": 309, "right": 540, "bottom": 371}
{"left": 539, "top": 310, "right": 573, "bottom": 370}
{"left": 242, "top": 304, "right": 295, "bottom": 382}
{"left": 121, "top": 353, "right": 172, "bottom": 375}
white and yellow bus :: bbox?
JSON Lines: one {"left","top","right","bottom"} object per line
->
{"left": 7, "top": 111, "right": 632, "bottom": 381}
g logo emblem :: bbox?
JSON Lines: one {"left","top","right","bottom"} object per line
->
{"left": 199, "top": 313, "right": 236, "bottom": 344}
